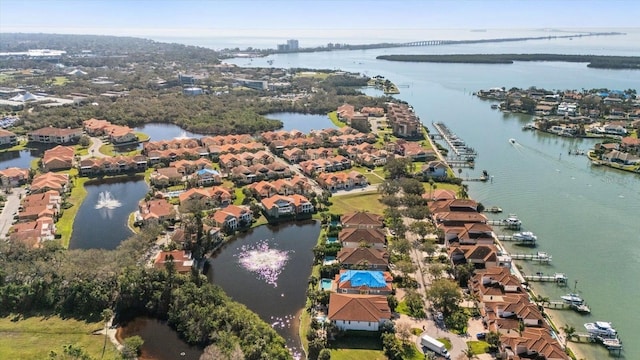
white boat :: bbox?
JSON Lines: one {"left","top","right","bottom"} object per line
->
{"left": 504, "top": 214, "right": 522, "bottom": 227}
{"left": 513, "top": 231, "right": 537, "bottom": 242}
{"left": 561, "top": 293, "right": 584, "bottom": 305}
{"left": 509, "top": 138, "right": 516, "bottom": 144}
{"left": 584, "top": 321, "right": 617, "bottom": 338}
{"left": 600, "top": 337, "right": 622, "bottom": 349}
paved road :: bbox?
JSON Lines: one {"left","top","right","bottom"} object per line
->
{"left": 0, "top": 187, "right": 26, "bottom": 240}
{"left": 83, "top": 136, "right": 108, "bottom": 159}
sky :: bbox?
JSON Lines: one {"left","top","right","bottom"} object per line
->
{"left": 0, "top": 0, "right": 637, "bottom": 40}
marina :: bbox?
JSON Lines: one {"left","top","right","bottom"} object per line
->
{"left": 432, "top": 121, "right": 478, "bottom": 160}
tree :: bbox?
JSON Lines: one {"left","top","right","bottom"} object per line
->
{"left": 395, "top": 321, "right": 411, "bottom": 344}
{"left": 100, "top": 308, "right": 114, "bottom": 359}
{"left": 121, "top": 336, "right": 144, "bottom": 359}
{"left": 462, "top": 346, "right": 476, "bottom": 360}
{"left": 425, "top": 279, "right": 462, "bottom": 316}
{"left": 317, "top": 349, "right": 331, "bottom": 360}
{"left": 486, "top": 331, "right": 501, "bottom": 352}
{"left": 410, "top": 221, "right": 430, "bottom": 241}
{"left": 79, "top": 135, "right": 91, "bottom": 147}
{"left": 457, "top": 184, "right": 469, "bottom": 199}
{"left": 384, "top": 157, "right": 411, "bottom": 179}
{"left": 561, "top": 324, "right": 576, "bottom": 343}
{"left": 404, "top": 289, "right": 426, "bottom": 318}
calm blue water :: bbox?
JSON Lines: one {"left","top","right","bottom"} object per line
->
{"left": 206, "top": 221, "right": 321, "bottom": 357}
{"left": 69, "top": 178, "right": 149, "bottom": 250}
{"left": 0, "top": 150, "right": 37, "bottom": 169}
{"left": 134, "top": 123, "right": 205, "bottom": 141}
{"left": 265, "top": 112, "right": 336, "bottom": 132}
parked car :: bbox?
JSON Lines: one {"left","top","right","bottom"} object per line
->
{"left": 476, "top": 332, "right": 487, "bottom": 340}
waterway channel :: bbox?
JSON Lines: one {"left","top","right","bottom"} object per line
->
{"left": 221, "top": 33, "right": 640, "bottom": 359}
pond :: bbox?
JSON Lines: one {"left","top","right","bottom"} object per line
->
{"left": 0, "top": 150, "right": 38, "bottom": 169}
{"left": 265, "top": 112, "right": 336, "bottom": 133}
{"left": 117, "top": 317, "right": 202, "bottom": 360}
{"left": 134, "top": 123, "right": 205, "bottom": 141}
{"left": 205, "top": 221, "right": 321, "bottom": 358}
{"left": 69, "top": 177, "right": 149, "bottom": 250}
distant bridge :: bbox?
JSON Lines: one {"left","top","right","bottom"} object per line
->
{"left": 264, "top": 32, "right": 624, "bottom": 55}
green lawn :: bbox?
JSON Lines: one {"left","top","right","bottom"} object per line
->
{"left": 0, "top": 314, "right": 120, "bottom": 360}
{"left": 58, "top": 170, "right": 88, "bottom": 248}
{"left": 352, "top": 167, "right": 384, "bottom": 185}
{"left": 99, "top": 143, "right": 141, "bottom": 157}
{"left": 233, "top": 187, "right": 245, "bottom": 205}
{"left": 328, "top": 336, "right": 385, "bottom": 360}
{"left": 51, "top": 76, "right": 70, "bottom": 86}
{"left": 467, "top": 340, "right": 490, "bottom": 354}
{"left": 328, "top": 111, "right": 347, "bottom": 128}
{"left": 329, "top": 192, "right": 381, "bottom": 215}
{"left": 294, "top": 71, "right": 331, "bottom": 80}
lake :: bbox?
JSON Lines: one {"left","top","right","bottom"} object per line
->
{"left": 205, "top": 221, "right": 321, "bottom": 358}
{"left": 265, "top": 112, "right": 336, "bottom": 132}
{"left": 117, "top": 317, "right": 202, "bottom": 360}
{"left": 69, "top": 177, "right": 149, "bottom": 250}
{"left": 134, "top": 123, "right": 205, "bottom": 141}
{"left": 0, "top": 150, "right": 37, "bottom": 169}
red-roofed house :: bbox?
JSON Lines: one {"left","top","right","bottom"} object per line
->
{"left": 0, "top": 129, "right": 18, "bottom": 146}
{"left": 211, "top": 205, "right": 252, "bottom": 231}
{"left": 42, "top": 145, "right": 75, "bottom": 171}
{"left": 0, "top": 167, "right": 30, "bottom": 186}
{"left": 27, "top": 127, "right": 82, "bottom": 144}
{"left": 327, "top": 293, "right": 392, "bottom": 331}
{"left": 260, "top": 194, "right": 313, "bottom": 218}
{"left": 154, "top": 250, "right": 194, "bottom": 274}
{"left": 137, "top": 198, "right": 176, "bottom": 225}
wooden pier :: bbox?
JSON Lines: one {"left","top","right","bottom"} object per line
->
{"left": 510, "top": 252, "right": 552, "bottom": 263}
{"left": 543, "top": 301, "right": 590, "bottom": 313}
{"left": 497, "top": 234, "right": 534, "bottom": 244}
{"left": 489, "top": 221, "right": 522, "bottom": 230}
{"left": 523, "top": 273, "right": 568, "bottom": 285}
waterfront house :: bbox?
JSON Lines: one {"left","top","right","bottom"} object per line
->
{"left": 448, "top": 244, "right": 501, "bottom": 269}
{"left": 499, "top": 328, "right": 569, "bottom": 360}
{"left": 341, "top": 211, "right": 384, "bottom": 229}
{"left": 334, "top": 270, "right": 393, "bottom": 295}
{"left": 339, "top": 228, "right": 387, "bottom": 249}
{"left": 211, "top": 204, "right": 252, "bottom": 231}
{"left": 42, "top": 145, "right": 75, "bottom": 171}
{"left": 0, "top": 167, "right": 30, "bottom": 186}
{"left": 327, "top": 293, "right": 391, "bottom": 331}
{"left": 153, "top": 250, "right": 194, "bottom": 274}
{"left": 137, "top": 198, "right": 176, "bottom": 225}
{"left": 260, "top": 194, "right": 313, "bottom": 218}
{"left": 104, "top": 124, "right": 137, "bottom": 144}
{"left": 419, "top": 160, "right": 448, "bottom": 179}
{"left": 337, "top": 247, "right": 389, "bottom": 270}
{"left": 397, "top": 141, "right": 435, "bottom": 162}
{"left": 79, "top": 155, "right": 147, "bottom": 176}
{"left": 0, "top": 128, "right": 18, "bottom": 146}
{"left": 621, "top": 137, "right": 640, "bottom": 152}
{"left": 602, "top": 150, "right": 640, "bottom": 165}
{"left": 27, "top": 127, "right": 82, "bottom": 144}
{"left": 82, "top": 118, "right": 111, "bottom": 135}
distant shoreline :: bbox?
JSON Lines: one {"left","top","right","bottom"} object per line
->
{"left": 376, "top": 54, "right": 640, "bottom": 69}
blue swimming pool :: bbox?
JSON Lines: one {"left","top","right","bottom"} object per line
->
{"left": 326, "top": 237, "right": 338, "bottom": 244}
{"left": 320, "top": 278, "right": 332, "bottom": 291}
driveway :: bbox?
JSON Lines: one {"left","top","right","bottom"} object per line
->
{"left": 82, "top": 136, "right": 108, "bottom": 159}
{"left": 0, "top": 187, "right": 26, "bottom": 240}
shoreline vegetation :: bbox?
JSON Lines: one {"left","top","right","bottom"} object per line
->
{"left": 376, "top": 54, "right": 640, "bottom": 69}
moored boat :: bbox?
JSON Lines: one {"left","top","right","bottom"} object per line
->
{"left": 585, "top": 321, "right": 617, "bottom": 338}
{"left": 513, "top": 231, "right": 537, "bottom": 243}
{"left": 561, "top": 293, "right": 584, "bottom": 305}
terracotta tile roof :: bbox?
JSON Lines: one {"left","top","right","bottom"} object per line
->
{"left": 0, "top": 167, "right": 29, "bottom": 179}
{"left": 153, "top": 250, "right": 193, "bottom": 274}
{"left": 337, "top": 247, "right": 389, "bottom": 268}
{"left": 29, "top": 126, "right": 82, "bottom": 137}
{"left": 340, "top": 211, "right": 384, "bottom": 227}
{"left": 328, "top": 293, "right": 391, "bottom": 323}
{"left": 339, "top": 228, "right": 386, "bottom": 246}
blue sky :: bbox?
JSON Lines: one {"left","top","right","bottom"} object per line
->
{"left": 0, "top": 0, "right": 637, "bottom": 39}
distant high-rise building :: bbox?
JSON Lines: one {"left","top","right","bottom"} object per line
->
{"left": 286, "top": 39, "right": 299, "bottom": 50}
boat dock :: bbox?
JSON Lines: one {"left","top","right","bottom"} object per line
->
{"left": 496, "top": 235, "right": 535, "bottom": 243}
{"left": 432, "top": 122, "right": 478, "bottom": 159}
{"left": 510, "top": 252, "right": 552, "bottom": 263}
{"left": 570, "top": 334, "right": 623, "bottom": 353}
{"left": 523, "top": 272, "right": 568, "bottom": 285}
{"left": 489, "top": 221, "right": 522, "bottom": 230}
{"left": 542, "top": 301, "right": 591, "bottom": 313}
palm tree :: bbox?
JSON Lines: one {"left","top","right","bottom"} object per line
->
{"left": 561, "top": 324, "right": 576, "bottom": 343}
{"left": 101, "top": 308, "right": 114, "bottom": 358}
{"left": 462, "top": 346, "right": 476, "bottom": 359}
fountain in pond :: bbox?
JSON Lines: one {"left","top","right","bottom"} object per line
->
{"left": 95, "top": 191, "right": 122, "bottom": 210}
{"left": 237, "top": 240, "right": 292, "bottom": 288}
